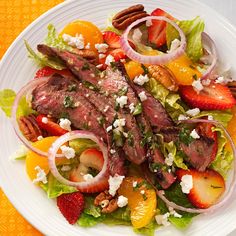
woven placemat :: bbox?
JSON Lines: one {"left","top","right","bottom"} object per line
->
{"left": 0, "top": 0, "right": 63, "bottom": 235}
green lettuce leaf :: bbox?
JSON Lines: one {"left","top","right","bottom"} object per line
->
{"left": 77, "top": 213, "right": 101, "bottom": 227}
{"left": 134, "top": 220, "right": 156, "bottom": 236}
{"left": 10, "top": 145, "right": 28, "bottom": 160}
{"left": 42, "top": 173, "right": 77, "bottom": 198}
{"left": 84, "top": 197, "right": 101, "bottom": 218}
{"left": 210, "top": 127, "right": 234, "bottom": 178}
{"left": 25, "top": 40, "right": 65, "bottom": 70}
{"left": 166, "top": 16, "right": 205, "bottom": 62}
{"left": 145, "top": 78, "right": 185, "bottom": 120}
{"left": 0, "top": 89, "right": 35, "bottom": 117}
{"left": 69, "top": 139, "right": 98, "bottom": 155}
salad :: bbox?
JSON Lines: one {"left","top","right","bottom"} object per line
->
{"left": 1, "top": 4, "right": 236, "bottom": 236}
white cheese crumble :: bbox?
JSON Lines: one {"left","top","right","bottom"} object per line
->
{"left": 106, "top": 125, "right": 113, "bottom": 132}
{"left": 190, "top": 129, "right": 200, "bottom": 139}
{"left": 215, "top": 76, "right": 225, "bottom": 84}
{"left": 42, "top": 117, "right": 48, "bottom": 124}
{"left": 116, "top": 96, "right": 128, "bottom": 108}
{"left": 108, "top": 174, "right": 125, "bottom": 196}
{"left": 99, "top": 53, "right": 106, "bottom": 59}
{"left": 105, "top": 54, "right": 115, "bottom": 66}
{"left": 178, "top": 114, "right": 189, "bottom": 121}
{"left": 132, "top": 181, "right": 138, "bottom": 188}
{"left": 33, "top": 166, "right": 48, "bottom": 184}
{"left": 208, "top": 115, "right": 214, "bottom": 120}
{"left": 186, "top": 108, "right": 200, "bottom": 117}
{"left": 138, "top": 91, "right": 147, "bottom": 102}
{"left": 133, "top": 74, "right": 149, "bottom": 86}
{"left": 59, "top": 118, "right": 72, "bottom": 131}
{"left": 140, "top": 190, "right": 145, "bottom": 195}
{"left": 155, "top": 213, "right": 170, "bottom": 227}
{"left": 110, "top": 149, "right": 116, "bottom": 154}
{"left": 95, "top": 43, "right": 109, "bottom": 53}
{"left": 37, "top": 136, "right": 43, "bottom": 141}
{"left": 61, "top": 165, "right": 71, "bottom": 172}
{"left": 85, "top": 42, "right": 90, "bottom": 49}
{"left": 168, "top": 207, "right": 182, "bottom": 218}
{"left": 83, "top": 174, "right": 94, "bottom": 182}
{"left": 103, "top": 105, "right": 110, "bottom": 113}
{"left": 62, "top": 33, "right": 85, "bottom": 49}
{"left": 129, "top": 103, "right": 135, "bottom": 113}
{"left": 132, "top": 28, "right": 142, "bottom": 43}
{"left": 167, "top": 39, "right": 181, "bottom": 53}
{"left": 113, "top": 118, "right": 126, "bottom": 129}
{"left": 117, "top": 195, "right": 128, "bottom": 208}
{"left": 202, "top": 79, "right": 211, "bottom": 86}
{"left": 146, "top": 19, "right": 152, "bottom": 27}
{"left": 180, "top": 174, "right": 193, "bottom": 194}
{"left": 192, "top": 79, "right": 203, "bottom": 93}
{"left": 165, "top": 153, "right": 174, "bottom": 166}
{"left": 60, "top": 145, "right": 76, "bottom": 159}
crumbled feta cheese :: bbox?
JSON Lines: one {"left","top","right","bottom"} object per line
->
{"left": 42, "top": 117, "right": 48, "bottom": 124}
{"left": 83, "top": 174, "right": 94, "bottom": 182}
{"left": 192, "top": 79, "right": 203, "bottom": 93}
{"left": 59, "top": 118, "right": 72, "bottom": 131}
{"left": 140, "top": 190, "right": 145, "bottom": 195}
{"left": 117, "top": 195, "right": 128, "bottom": 208}
{"left": 113, "top": 118, "right": 126, "bottom": 128}
{"left": 178, "top": 114, "right": 189, "bottom": 121}
{"left": 133, "top": 181, "right": 138, "bottom": 188}
{"left": 155, "top": 213, "right": 170, "bottom": 227}
{"left": 215, "top": 76, "right": 225, "bottom": 84}
{"left": 33, "top": 166, "right": 47, "bottom": 184}
{"left": 85, "top": 43, "right": 90, "bottom": 49}
{"left": 61, "top": 165, "right": 71, "bottom": 172}
{"left": 110, "top": 149, "right": 116, "bottom": 154}
{"left": 96, "top": 64, "right": 103, "bottom": 69}
{"left": 123, "top": 132, "right": 128, "bottom": 138}
{"left": 133, "top": 74, "right": 149, "bottom": 86}
{"left": 146, "top": 19, "right": 152, "bottom": 27}
{"left": 132, "top": 28, "right": 142, "bottom": 43}
{"left": 168, "top": 207, "right": 182, "bottom": 218}
{"left": 95, "top": 43, "right": 109, "bottom": 53}
{"left": 202, "top": 79, "right": 211, "bottom": 86}
{"left": 37, "top": 136, "right": 43, "bottom": 141}
{"left": 60, "top": 145, "right": 75, "bottom": 159}
{"left": 180, "top": 174, "right": 193, "bottom": 194}
{"left": 165, "top": 153, "right": 174, "bottom": 166}
{"left": 105, "top": 54, "right": 115, "bottom": 66}
{"left": 208, "top": 115, "right": 214, "bottom": 120}
{"left": 103, "top": 105, "right": 109, "bottom": 113}
{"left": 129, "top": 103, "right": 135, "bottom": 113}
{"left": 186, "top": 108, "right": 200, "bottom": 117}
{"left": 108, "top": 174, "right": 125, "bottom": 196}
{"left": 62, "top": 33, "right": 85, "bottom": 49}
{"left": 190, "top": 129, "right": 200, "bottom": 139}
{"left": 167, "top": 39, "right": 180, "bottom": 53}
{"left": 116, "top": 96, "right": 128, "bottom": 108}
{"left": 106, "top": 125, "right": 113, "bottom": 132}
{"left": 138, "top": 91, "right": 147, "bottom": 102}
{"left": 99, "top": 53, "right": 106, "bottom": 59}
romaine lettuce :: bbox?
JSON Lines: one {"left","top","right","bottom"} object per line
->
{"left": 69, "top": 139, "right": 98, "bottom": 155}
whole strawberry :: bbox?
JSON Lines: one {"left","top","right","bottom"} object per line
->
{"left": 57, "top": 192, "right": 85, "bottom": 224}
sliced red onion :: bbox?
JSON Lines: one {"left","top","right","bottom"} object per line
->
{"left": 157, "top": 118, "right": 236, "bottom": 213}
{"left": 120, "top": 16, "right": 186, "bottom": 65}
{"left": 48, "top": 130, "right": 109, "bottom": 190}
{"left": 200, "top": 32, "right": 217, "bottom": 80}
{"left": 11, "top": 76, "right": 63, "bottom": 157}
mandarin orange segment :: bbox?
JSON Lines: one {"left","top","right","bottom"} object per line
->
{"left": 166, "top": 54, "right": 202, "bottom": 85}
{"left": 25, "top": 136, "right": 66, "bottom": 181}
{"left": 124, "top": 61, "right": 144, "bottom": 80}
{"left": 118, "top": 177, "right": 157, "bottom": 229}
{"left": 59, "top": 20, "right": 103, "bottom": 51}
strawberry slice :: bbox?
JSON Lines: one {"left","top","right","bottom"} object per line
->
{"left": 36, "top": 114, "right": 68, "bottom": 136}
{"left": 57, "top": 192, "right": 85, "bottom": 224}
{"left": 148, "top": 8, "right": 174, "bottom": 48}
{"left": 34, "top": 66, "right": 72, "bottom": 79}
{"left": 196, "top": 123, "right": 218, "bottom": 162}
{"left": 103, "top": 31, "right": 121, "bottom": 48}
{"left": 179, "top": 83, "right": 236, "bottom": 110}
{"left": 109, "top": 48, "right": 127, "bottom": 61}
{"left": 176, "top": 169, "right": 225, "bottom": 209}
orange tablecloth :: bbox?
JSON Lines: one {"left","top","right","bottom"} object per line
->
{"left": 0, "top": 1, "right": 63, "bottom": 235}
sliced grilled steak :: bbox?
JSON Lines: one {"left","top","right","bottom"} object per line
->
{"left": 32, "top": 74, "right": 107, "bottom": 140}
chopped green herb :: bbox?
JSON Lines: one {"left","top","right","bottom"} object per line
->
{"left": 112, "top": 129, "right": 124, "bottom": 147}
{"left": 118, "top": 87, "right": 128, "bottom": 96}
{"left": 140, "top": 130, "right": 153, "bottom": 147}
{"left": 97, "top": 116, "right": 106, "bottom": 127}
{"left": 82, "top": 62, "right": 90, "bottom": 71}
{"left": 142, "top": 193, "right": 148, "bottom": 201}
{"left": 63, "top": 96, "right": 75, "bottom": 108}
{"left": 82, "top": 123, "right": 90, "bottom": 130}
{"left": 83, "top": 81, "right": 99, "bottom": 92}
{"left": 59, "top": 112, "right": 70, "bottom": 119}
{"left": 133, "top": 102, "right": 142, "bottom": 116}
{"left": 115, "top": 101, "right": 120, "bottom": 111}
{"left": 110, "top": 62, "right": 117, "bottom": 70}
{"left": 133, "top": 180, "right": 153, "bottom": 191}
{"left": 141, "top": 64, "right": 149, "bottom": 74}
{"left": 67, "top": 83, "right": 77, "bottom": 92}
{"left": 179, "top": 128, "right": 194, "bottom": 145}
{"left": 211, "top": 185, "right": 222, "bottom": 189}
{"left": 192, "top": 74, "right": 198, "bottom": 80}
{"left": 127, "top": 131, "right": 134, "bottom": 146}
{"left": 189, "top": 64, "right": 195, "bottom": 69}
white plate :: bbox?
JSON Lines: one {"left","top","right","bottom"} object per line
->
{"left": 1, "top": 0, "right": 236, "bottom": 235}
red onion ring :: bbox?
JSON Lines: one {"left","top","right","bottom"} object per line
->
{"left": 200, "top": 32, "right": 217, "bottom": 80}
{"left": 48, "top": 130, "right": 109, "bottom": 190}
{"left": 157, "top": 118, "right": 236, "bottom": 213}
{"left": 11, "top": 77, "right": 64, "bottom": 157}
{"left": 120, "top": 16, "right": 186, "bottom": 65}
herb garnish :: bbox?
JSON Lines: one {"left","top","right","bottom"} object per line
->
{"left": 118, "top": 86, "right": 128, "bottom": 96}
{"left": 67, "top": 83, "right": 77, "bottom": 92}
{"left": 81, "top": 62, "right": 90, "bottom": 71}
{"left": 97, "top": 116, "right": 106, "bottom": 127}
{"left": 179, "top": 128, "right": 194, "bottom": 145}
{"left": 141, "top": 64, "right": 149, "bottom": 74}
{"left": 63, "top": 96, "right": 75, "bottom": 108}
{"left": 127, "top": 131, "right": 134, "bottom": 146}
{"left": 133, "top": 102, "right": 142, "bottom": 116}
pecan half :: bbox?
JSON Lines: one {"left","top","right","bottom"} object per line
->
{"left": 73, "top": 49, "right": 98, "bottom": 64}
{"left": 148, "top": 65, "right": 179, "bottom": 91}
{"left": 112, "top": 4, "right": 149, "bottom": 30}
{"left": 18, "top": 114, "right": 43, "bottom": 142}
{"left": 94, "top": 190, "right": 118, "bottom": 213}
